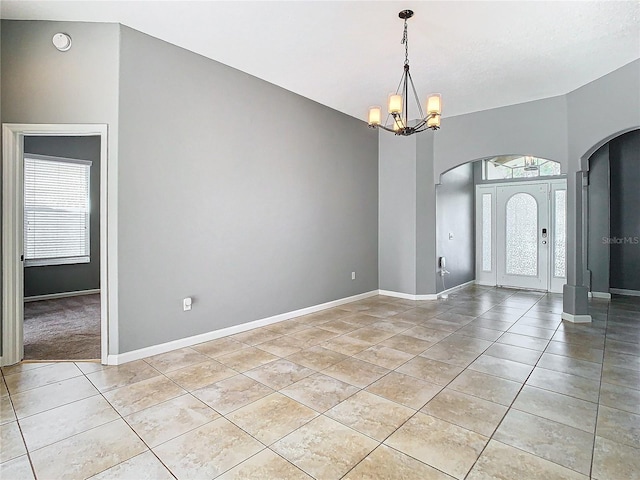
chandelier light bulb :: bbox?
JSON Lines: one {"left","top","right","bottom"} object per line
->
{"left": 427, "top": 94, "right": 442, "bottom": 115}
{"left": 388, "top": 94, "right": 403, "bottom": 114}
{"left": 368, "top": 106, "right": 382, "bottom": 126}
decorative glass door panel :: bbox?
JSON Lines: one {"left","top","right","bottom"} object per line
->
{"left": 496, "top": 183, "right": 549, "bottom": 290}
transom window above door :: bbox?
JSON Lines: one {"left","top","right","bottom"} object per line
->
{"left": 482, "top": 156, "right": 561, "bottom": 180}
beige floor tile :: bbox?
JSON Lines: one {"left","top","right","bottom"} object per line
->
{"left": 244, "top": 359, "right": 314, "bottom": 390}
{"left": 326, "top": 390, "right": 414, "bottom": 441}
{"left": 0, "top": 378, "right": 8, "bottom": 399}
{"left": 604, "top": 350, "right": 640, "bottom": 372}
{"left": 298, "top": 309, "right": 347, "bottom": 326}
{"left": 30, "top": 419, "right": 147, "bottom": 480}
{"left": 272, "top": 415, "right": 377, "bottom": 480}
{"left": 497, "top": 332, "right": 549, "bottom": 351}
{"left": 10, "top": 375, "right": 100, "bottom": 420}
{"left": 227, "top": 392, "right": 318, "bottom": 445}
{"left": 385, "top": 412, "right": 488, "bottom": 480}
{"left": 421, "top": 389, "right": 507, "bottom": 436}
{"left": 20, "top": 394, "right": 119, "bottom": 451}
{"left": 217, "top": 449, "right": 312, "bottom": 479}
{"left": 102, "top": 375, "right": 185, "bottom": 416}
{"left": 75, "top": 361, "right": 106, "bottom": 374}
{"left": 369, "top": 319, "right": 414, "bottom": 334}
{"left": 402, "top": 326, "right": 451, "bottom": 343}
{"left": 339, "top": 312, "right": 380, "bottom": 327}
{"left": 599, "top": 381, "right": 640, "bottom": 414}
{"left": 0, "top": 454, "right": 35, "bottom": 480}
{"left": 125, "top": 394, "right": 218, "bottom": 447}
{"left": 544, "top": 341, "right": 604, "bottom": 364}
{"left": 4, "top": 363, "right": 82, "bottom": 394}
{"left": 86, "top": 360, "right": 161, "bottom": 392}
{"left": 192, "top": 337, "right": 248, "bottom": 357}
{"left": 231, "top": 328, "right": 282, "bottom": 346}
{"left": 468, "top": 318, "right": 515, "bottom": 332}
{"left": 344, "top": 444, "right": 455, "bottom": 480}
{"left": 285, "top": 346, "right": 349, "bottom": 371}
{"left": 323, "top": 358, "right": 389, "bottom": 388}
{"left": 526, "top": 367, "right": 600, "bottom": 402}
{"left": 0, "top": 395, "right": 16, "bottom": 425}
{"left": 507, "top": 324, "right": 555, "bottom": 339}
{"left": 422, "top": 318, "right": 464, "bottom": 333}
{"left": 468, "top": 355, "right": 533, "bottom": 382}
{"left": 280, "top": 373, "right": 360, "bottom": 412}
{"left": 216, "top": 346, "right": 279, "bottom": 372}
{"left": 512, "top": 385, "right": 597, "bottom": 432}
{"left": 379, "top": 334, "right": 433, "bottom": 355}
{"left": 192, "top": 374, "right": 273, "bottom": 415}
{"left": 265, "top": 319, "right": 313, "bottom": 335}
{"left": 596, "top": 405, "right": 640, "bottom": 448}
{"left": 144, "top": 347, "right": 210, "bottom": 373}
{"left": 494, "top": 409, "right": 593, "bottom": 475}
{"left": 456, "top": 325, "right": 504, "bottom": 342}
{"left": 0, "top": 421, "right": 26, "bottom": 463}
{"left": 1, "top": 362, "right": 53, "bottom": 376}
{"left": 320, "top": 335, "right": 373, "bottom": 356}
{"left": 320, "top": 319, "right": 361, "bottom": 334}
{"left": 165, "top": 360, "right": 237, "bottom": 391}
{"left": 366, "top": 371, "right": 442, "bottom": 409}
{"left": 484, "top": 343, "right": 542, "bottom": 366}
{"left": 255, "top": 335, "right": 304, "bottom": 357}
{"left": 397, "top": 356, "right": 464, "bottom": 386}
{"left": 467, "top": 439, "right": 588, "bottom": 480}
{"left": 362, "top": 304, "right": 407, "bottom": 318}
{"left": 591, "top": 435, "right": 640, "bottom": 480}
{"left": 153, "top": 417, "right": 263, "bottom": 479}
{"left": 344, "top": 326, "right": 395, "bottom": 344}
{"left": 286, "top": 327, "right": 339, "bottom": 348}
{"left": 601, "top": 363, "right": 639, "bottom": 390}
{"left": 420, "top": 344, "right": 483, "bottom": 368}
{"left": 553, "top": 330, "right": 605, "bottom": 349}
{"left": 537, "top": 353, "right": 602, "bottom": 381}
{"left": 89, "top": 451, "right": 174, "bottom": 480}
{"left": 354, "top": 345, "right": 414, "bottom": 369}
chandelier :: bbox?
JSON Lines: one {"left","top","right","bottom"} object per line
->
{"left": 367, "top": 10, "right": 442, "bottom": 136}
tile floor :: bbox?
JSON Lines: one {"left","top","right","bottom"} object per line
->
{"left": 1, "top": 286, "right": 639, "bottom": 479}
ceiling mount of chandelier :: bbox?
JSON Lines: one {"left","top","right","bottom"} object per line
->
{"left": 367, "top": 9, "right": 442, "bottom": 136}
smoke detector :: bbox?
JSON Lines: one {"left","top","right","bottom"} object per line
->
{"left": 52, "top": 33, "right": 72, "bottom": 52}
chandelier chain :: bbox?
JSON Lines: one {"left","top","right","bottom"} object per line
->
{"left": 402, "top": 18, "right": 409, "bottom": 66}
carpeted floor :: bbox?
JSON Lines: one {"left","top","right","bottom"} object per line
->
{"left": 23, "top": 294, "right": 101, "bottom": 360}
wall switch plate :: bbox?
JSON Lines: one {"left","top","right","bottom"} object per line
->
{"left": 351, "top": 271, "right": 356, "bottom": 280}
{"left": 183, "top": 297, "right": 192, "bottom": 311}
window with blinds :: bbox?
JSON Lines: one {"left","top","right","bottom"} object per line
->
{"left": 24, "top": 154, "right": 92, "bottom": 267}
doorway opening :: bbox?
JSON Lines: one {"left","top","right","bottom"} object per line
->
{"left": 474, "top": 156, "right": 567, "bottom": 293}
{"left": 2, "top": 124, "right": 109, "bottom": 366}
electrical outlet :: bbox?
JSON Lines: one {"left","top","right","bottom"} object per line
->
{"left": 351, "top": 271, "right": 356, "bottom": 280}
{"left": 183, "top": 297, "right": 192, "bottom": 311}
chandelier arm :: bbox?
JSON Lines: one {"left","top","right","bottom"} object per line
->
{"left": 406, "top": 70, "right": 426, "bottom": 120}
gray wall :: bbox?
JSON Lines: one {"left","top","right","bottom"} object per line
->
{"left": 117, "top": 26, "right": 378, "bottom": 352}
{"left": 587, "top": 143, "right": 610, "bottom": 294}
{"left": 1, "top": 20, "right": 120, "bottom": 355}
{"left": 609, "top": 130, "right": 640, "bottom": 291}
{"left": 378, "top": 134, "right": 417, "bottom": 294}
{"left": 436, "top": 163, "right": 475, "bottom": 293}
{"left": 23, "top": 136, "right": 101, "bottom": 297}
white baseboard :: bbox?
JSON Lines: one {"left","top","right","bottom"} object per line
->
{"left": 561, "top": 312, "right": 592, "bottom": 324}
{"left": 610, "top": 288, "right": 640, "bottom": 297}
{"left": 24, "top": 289, "right": 101, "bottom": 303}
{"left": 378, "top": 290, "right": 438, "bottom": 301}
{"left": 588, "top": 291, "right": 612, "bottom": 300}
{"left": 438, "top": 280, "right": 476, "bottom": 297}
{"left": 107, "top": 290, "right": 378, "bottom": 365}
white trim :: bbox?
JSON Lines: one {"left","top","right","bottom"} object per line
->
{"left": 24, "top": 289, "right": 101, "bottom": 303}
{"left": 1, "top": 124, "right": 110, "bottom": 367}
{"left": 561, "top": 312, "right": 592, "bottom": 323}
{"left": 378, "top": 290, "right": 439, "bottom": 301}
{"left": 438, "top": 279, "right": 476, "bottom": 297}
{"left": 24, "top": 153, "right": 93, "bottom": 167}
{"left": 610, "top": 288, "right": 640, "bottom": 297}
{"left": 107, "top": 290, "right": 378, "bottom": 365}
{"left": 588, "top": 291, "right": 611, "bottom": 300}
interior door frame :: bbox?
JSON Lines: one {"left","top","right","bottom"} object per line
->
{"left": 475, "top": 178, "right": 567, "bottom": 293}
{"left": 2, "top": 124, "right": 110, "bottom": 366}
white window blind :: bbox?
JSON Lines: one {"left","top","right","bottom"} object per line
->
{"left": 24, "top": 154, "right": 92, "bottom": 267}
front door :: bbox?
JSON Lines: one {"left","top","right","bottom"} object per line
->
{"left": 496, "top": 183, "right": 549, "bottom": 290}
{"left": 475, "top": 180, "right": 566, "bottom": 293}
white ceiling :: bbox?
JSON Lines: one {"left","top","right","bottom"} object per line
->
{"left": 2, "top": 1, "right": 639, "bottom": 120}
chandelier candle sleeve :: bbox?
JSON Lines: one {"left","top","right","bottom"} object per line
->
{"left": 368, "top": 106, "right": 382, "bottom": 126}
{"left": 427, "top": 94, "right": 442, "bottom": 115}
{"left": 388, "top": 94, "right": 403, "bottom": 114}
